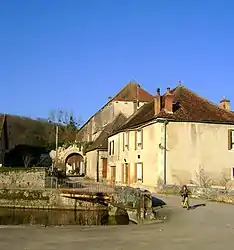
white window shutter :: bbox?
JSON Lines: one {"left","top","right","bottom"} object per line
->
{"left": 232, "top": 131, "right": 234, "bottom": 142}
{"left": 137, "top": 130, "right": 142, "bottom": 144}
{"left": 136, "top": 163, "right": 143, "bottom": 182}
{"left": 124, "top": 132, "right": 129, "bottom": 146}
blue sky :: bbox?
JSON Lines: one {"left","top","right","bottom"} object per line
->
{"left": 1, "top": 0, "right": 234, "bottom": 123}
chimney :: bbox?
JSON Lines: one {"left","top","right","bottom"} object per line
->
{"left": 164, "top": 87, "right": 174, "bottom": 113}
{"left": 154, "top": 88, "right": 161, "bottom": 115}
{"left": 108, "top": 96, "right": 112, "bottom": 101}
{"left": 220, "top": 98, "right": 230, "bottom": 111}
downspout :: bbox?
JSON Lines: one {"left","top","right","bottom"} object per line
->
{"left": 157, "top": 118, "right": 169, "bottom": 185}
{"left": 96, "top": 149, "right": 99, "bottom": 182}
{"left": 163, "top": 119, "right": 169, "bottom": 185}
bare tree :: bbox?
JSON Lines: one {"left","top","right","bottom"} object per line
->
{"left": 48, "top": 109, "right": 81, "bottom": 129}
{"left": 220, "top": 171, "right": 232, "bottom": 193}
{"left": 48, "top": 109, "right": 82, "bottom": 142}
{"left": 193, "top": 166, "right": 213, "bottom": 188}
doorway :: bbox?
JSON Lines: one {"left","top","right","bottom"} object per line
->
{"left": 111, "top": 166, "right": 116, "bottom": 184}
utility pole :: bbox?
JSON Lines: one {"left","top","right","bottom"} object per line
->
{"left": 54, "top": 124, "right": 59, "bottom": 173}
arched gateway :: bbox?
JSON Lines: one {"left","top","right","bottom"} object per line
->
{"left": 50, "top": 145, "right": 85, "bottom": 176}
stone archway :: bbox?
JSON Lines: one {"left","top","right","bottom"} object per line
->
{"left": 65, "top": 153, "right": 84, "bottom": 176}
{"left": 50, "top": 145, "right": 85, "bottom": 176}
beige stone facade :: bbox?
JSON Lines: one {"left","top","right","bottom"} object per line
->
{"left": 76, "top": 82, "right": 153, "bottom": 142}
{"left": 86, "top": 150, "right": 108, "bottom": 181}
{"left": 107, "top": 121, "right": 234, "bottom": 189}
{"left": 106, "top": 85, "right": 234, "bottom": 189}
{"left": 81, "top": 82, "right": 153, "bottom": 180}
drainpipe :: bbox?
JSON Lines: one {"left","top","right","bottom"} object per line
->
{"left": 157, "top": 118, "right": 169, "bottom": 185}
{"left": 96, "top": 150, "right": 99, "bottom": 182}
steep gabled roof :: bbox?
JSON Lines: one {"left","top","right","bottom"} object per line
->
{"left": 113, "top": 85, "right": 234, "bottom": 133}
{"left": 113, "top": 82, "right": 153, "bottom": 102}
{"left": 86, "top": 113, "right": 127, "bottom": 152}
{"left": 76, "top": 82, "right": 153, "bottom": 137}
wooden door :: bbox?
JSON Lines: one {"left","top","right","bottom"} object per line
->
{"left": 102, "top": 158, "right": 107, "bottom": 178}
{"left": 111, "top": 166, "right": 116, "bottom": 184}
{"left": 125, "top": 163, "right": 130, "bottom": 185}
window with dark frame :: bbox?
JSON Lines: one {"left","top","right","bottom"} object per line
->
{"left": 109, "top": 140, "right": 114, "bottom": 155}
{"left": 111, "top": 140, "right": 114, "bottom": 155}
{"left": 109, "top": 141, "right": 112, "bottom": 155}
{"left": 228, "top": 130, "right": 234, "bottom": 150}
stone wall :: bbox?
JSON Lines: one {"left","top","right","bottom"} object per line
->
{"left": 0, "top": 189, "right": 106, "bottom": 210}
{"left": 109, "top": 186, "right": 154, "bottom": 224}
{"left": 0, "top": 168, "right": 46, "bottom": 189}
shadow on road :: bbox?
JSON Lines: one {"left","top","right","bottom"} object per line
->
{"left": 152, "top": 196, "right": 167, "bottom": 208}
{"left": 189, "top": 203, "right": 206, "bottom": 210}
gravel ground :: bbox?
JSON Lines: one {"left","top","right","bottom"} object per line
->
{"left": 0, "top": 195, "right": 233, "bottom": 250}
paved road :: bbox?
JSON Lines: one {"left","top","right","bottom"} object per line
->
{"left": 0, "top": 195, "right": 234, "bottom": 250}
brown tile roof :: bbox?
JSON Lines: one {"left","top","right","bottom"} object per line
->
{"left": 86, "top": 113, "right": 127, "bottom": 152}
{"left": 114, "top": 85, "right": 234, "bottom": 132}
{"left": 76, "top": 82, "right": 153, "bottom": 138}
{"left": 114, "top": 82, "right": 153, "bottom": 102}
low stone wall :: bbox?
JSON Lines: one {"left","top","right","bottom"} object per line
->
{"left": 0, "top": 189, "right": 106, "bottom": 210}
{"left": 109, "top": 186, "right": 155, "bottom": 224}
{"left": 0, "top": 168, "right": 46, "bottom": 189}
{"left": 157, "top": 184, "right": 234, "bottom": 204}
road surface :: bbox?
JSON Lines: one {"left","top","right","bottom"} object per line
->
{"left": 0, "top": 195, "right": 233, "bottom": 250}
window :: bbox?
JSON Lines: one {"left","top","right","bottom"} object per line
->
{"left": 135, "top": 130, "right": 143, "bottom": 150}
{"left": 232, "top": 167, "right": 234, "bottom": 180}
{"left": 111, "top": 140, "right": 114, "bottom": 155}
{"left": 109, "top": 141, "right": 112, "bottom": 155}
{"left": 135, "top": 162, "right": 143, "bottom": 183}
{"left": 122, "top": 163, "right": 130, "bottom": 184}
{"left": 123, "top": 132, "right": 129, "bottom": 151}
{"left": 109, "top": 140, "right": 114, "bottom": 155}
{"left": 228, "top": 130, "right": 234, "bottom": 150}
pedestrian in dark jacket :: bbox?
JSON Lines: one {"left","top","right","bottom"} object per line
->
{"left": 180, "top": 185, "right": 191, "bottom": 207}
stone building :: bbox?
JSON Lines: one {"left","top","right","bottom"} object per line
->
{"left": 79, "top": 82, "right": 153, "bottom": 179}
{"left": 107, "top": 85, "right": 234, "bottom": 190}
{"left": 76, "top": 82, "right": 153, "bottom": 142}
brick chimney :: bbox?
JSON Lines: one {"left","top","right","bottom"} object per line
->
{"left": 154, "top": 88, "right": 161, "bottom": 115}
{"left": 220, "top": 98, "right": 230, "bottom": 111}
{"left": 164, "top": 87, "right": 174, "bottom": 113}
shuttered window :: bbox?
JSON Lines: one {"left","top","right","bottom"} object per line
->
{"left": 135, "top": 130, "right": 143, "bottom": 150}
{"left": 134, "top": 162, "right": 143, "bottom": 183}
{"left": 123, "top": 132, "right": 129, "bottom": 151}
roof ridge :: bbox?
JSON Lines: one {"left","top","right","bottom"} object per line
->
{"left": 77, "top": 82, "right": 152, "bottom": 133}
{"left": 178, "top": 85, "right": 233, "bottom": 114}
{"left": 111, "top": 81, "right": 137, "bottom": 101}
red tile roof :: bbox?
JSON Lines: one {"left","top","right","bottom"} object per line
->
{"left": 114, "top": 85, "right": 234, "bottom": 132}
{"left": 76, "top": 82, "right": 153, "bottom": 137}
{"left": 114, "top": 82, "right": 153, "bottom": 102}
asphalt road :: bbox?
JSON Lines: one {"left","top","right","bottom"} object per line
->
{"left": 0, "top": 195, "right": 233, "bottom": 250}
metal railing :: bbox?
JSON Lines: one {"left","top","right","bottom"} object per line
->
{"left": 45, "top": 176, "right": 116, "bottom": 193}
